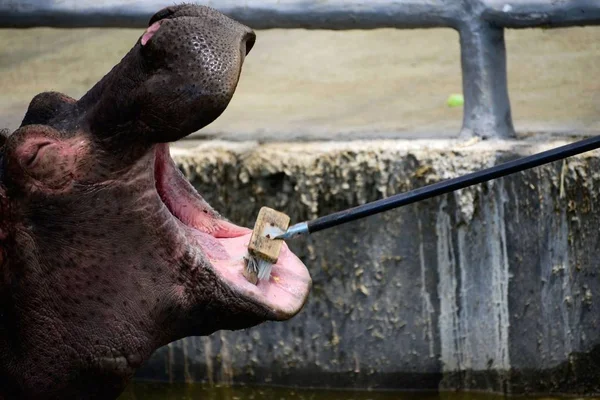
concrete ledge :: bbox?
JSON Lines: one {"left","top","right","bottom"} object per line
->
{"left": 136, "top": 137, "right": 600, "bottom": 395}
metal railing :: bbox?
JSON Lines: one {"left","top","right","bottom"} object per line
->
{"left": 1, "top": 0, "right": 599, "bottom": 139}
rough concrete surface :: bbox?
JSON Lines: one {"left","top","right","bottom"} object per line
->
{"left": 1, "top": 27, "right": 599, "bottom": 139}
{"left": 132, "top": 136, "right": 600, "bottom": 395}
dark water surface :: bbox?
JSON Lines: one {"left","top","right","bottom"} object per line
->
{"left": 119, "top": 383, "right": 598, "bottom": 400}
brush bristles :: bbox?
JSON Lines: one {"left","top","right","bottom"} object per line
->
{"left": 244, "top": 254, "right": 274, "bottom": 283}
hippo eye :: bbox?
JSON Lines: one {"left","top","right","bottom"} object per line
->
{"left": 148, "top": 7, "right": 176, "bottom": 26}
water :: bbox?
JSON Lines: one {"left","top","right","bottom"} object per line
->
{"left": 119, "top": 383, "right": 596, "bottom": 400}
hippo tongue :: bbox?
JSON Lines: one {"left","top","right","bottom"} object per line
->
{"left": 154, "top": 144, "right": 311, "bottom": 320}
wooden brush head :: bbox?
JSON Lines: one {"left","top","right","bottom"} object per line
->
{"left": 247, "top": 207, "right": 290, "bottom": 264}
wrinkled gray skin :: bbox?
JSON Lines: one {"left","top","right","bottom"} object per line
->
{"left": 0, "top": 5, "right": 309, "bottom": 399}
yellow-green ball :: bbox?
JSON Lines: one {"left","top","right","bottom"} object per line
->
{"left": 447, "top": 94, "right": 464, "bottom": 108}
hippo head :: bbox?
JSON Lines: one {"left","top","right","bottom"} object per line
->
{"left": 0, "top": 5, "right": 311, "bottom": 399}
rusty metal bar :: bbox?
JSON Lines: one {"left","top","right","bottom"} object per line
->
{"left": 483, "top": 0, "right": 600, "bottom": 29}
{"left": 458, "top": 21, "right": 513, "bottom": 139}
{"left": 0, "top": 1, "right": 460, "bottom": 29}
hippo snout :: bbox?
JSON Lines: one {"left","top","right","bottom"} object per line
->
{"left": 79, "top": 4, "right": 256, "bottom": 146}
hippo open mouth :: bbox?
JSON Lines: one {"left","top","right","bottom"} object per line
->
{"left": 139, "top": 5, "right": 311, "bottom": 320}
{"left": 154, "top": 143, "right": 311, "bottom": 320}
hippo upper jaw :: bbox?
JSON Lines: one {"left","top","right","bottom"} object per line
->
{"left": 154, "top": 144, "right": 312, "bottom": 322}
{"left": 78, "top": 4, "right": 257, "bottom": 148}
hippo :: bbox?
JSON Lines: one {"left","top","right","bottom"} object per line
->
{"left": 0, "top": 5, "right": 311, "bottom": 399}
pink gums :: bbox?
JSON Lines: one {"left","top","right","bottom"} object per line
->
{"left": 154, "top": 144, "right": 250, "bottom": 239}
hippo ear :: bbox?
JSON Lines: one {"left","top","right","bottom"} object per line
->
{"left": 0, "top": 130, "right": 7, "bottom": 186}
{"left": 0, "top": 129, "right": 7, "bottom": 148}
{"left": 0, "top": 183, "right": 6, "bottom": 268}
{"left": 21, "top": 92, "right": 76, "bottom": 127}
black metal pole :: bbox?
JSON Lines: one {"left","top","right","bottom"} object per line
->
{"left": 306, "top": 136, "right": 600, "bottom": 234}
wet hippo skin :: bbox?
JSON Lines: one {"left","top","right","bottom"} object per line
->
{"left": 0, "top": 5, "right": 311, "bottom": 399}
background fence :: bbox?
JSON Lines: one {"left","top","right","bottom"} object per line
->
{"left": 1, "top": 0, "right": 599, "bottom": 139}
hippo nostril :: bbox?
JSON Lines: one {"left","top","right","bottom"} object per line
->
{"left": 244, "top": 31, "right": 256, "bottom": 55}
{"left": 141, "top": 21, "right": 162, "bottom": 46}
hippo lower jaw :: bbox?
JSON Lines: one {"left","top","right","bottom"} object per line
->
{"left": 154, "top": 144, "right": 312, "bottom": 321}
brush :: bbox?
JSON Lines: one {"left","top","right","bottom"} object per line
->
{"left": 243, "top": 206, "right": 290, "bottom": 284}
{"left": 246, "top": 134, "right": 600, "bottom": 282}
{"left": 273, "top": 134, "right": 600, "bottom": 241}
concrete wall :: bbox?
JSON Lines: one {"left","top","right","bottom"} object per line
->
{"left": 136, "top": 137, "right": 600, "bottom": 396}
